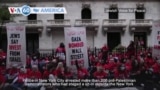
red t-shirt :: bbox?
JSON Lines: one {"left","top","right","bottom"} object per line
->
{"left": 125, "top": 61, "right": 132, "bottom": 72}
{"left": 104, "top": 62, "right": 116, "bottom": 71}
{"left": 145, "top": 57, "right": 155, "bottom": 69}
{"left": 43, "top": 70, "right": 56, "bottom": 79}
{"left": 28, "top": 70, "right": 42, "bottom": 79}
{"left": 89, "top": 55, "right": 96, "bottom": 64}
{"left": 152, "top": 63, "right": 160, "bottom": 74}
{"left": 96, "top": 62, "right": 104, "bottom": 67}
{"left": 55, "top": 68, "right": 64, "bottom": 77}
{"left": 56, "top": 47, "right": 66, "bottom": 60}
{"left": 0, "top": 74, "right": 6, "bottom": 84}
{"left": 77, "top": 68, "right": 88, "bottom": 79}
{"left": 101, "top": 45, "right": 108, "bottom": 52}
{"left": 8, "top": 68, "right": 19, "bottom": 75}
{"left": 17, "top": 73, "right": 27, "bottom": 83}
{"left": 26, "top": 58, "right": 31, "bottom": 66}
{"left": 64, "top": 71, "right": 73, "bottom": 79}
{"left": 114, "top": 69, "right": 128, "bottom": 79}
{"left": 93, "top": 71, "right": 107, "bottom": 79}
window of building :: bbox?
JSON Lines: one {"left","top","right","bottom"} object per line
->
{"left": 54, "top": 14, "right": 64, "bottom": 19}
{"left": 27, "top": 14, "right": 37, "bottom": 20}
{"left": 135, "top": 5, "right": 145, "bottom": 19}
{"left": 81, "top": 8, "right": 92, "bottom": 19}
{"left": 109, "top": 6, "right": 118, "bottom": 19}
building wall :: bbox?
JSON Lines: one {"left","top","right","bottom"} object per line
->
{"left": 4, "top": 1, "right": 160, "bottom": 49}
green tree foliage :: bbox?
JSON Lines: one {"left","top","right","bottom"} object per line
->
{"left": 0, "top": 6, "right": 11, "bottom": 48}
{"left": 0, "top": 6, "right": 10, "bottom": 23}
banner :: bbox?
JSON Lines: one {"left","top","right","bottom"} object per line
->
{"left": 6, "top": 23, "right": 26, "bottom": 68}
{"left": 64, "top": 27, "right": 88, "bottom": 69}
{"left": 152, "top": 20, "right": 160, "bottom": 58}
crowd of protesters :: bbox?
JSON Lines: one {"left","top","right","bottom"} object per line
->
{"left": 0, "top": 41, "right": 160, "bottom": 90}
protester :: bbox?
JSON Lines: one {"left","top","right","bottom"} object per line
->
{"left": 114, "top": 64, "right": 129, "bottom": 79}
{"left": 93, "top": 66, "right": 107, "bottom": 79}
{"left": 55, "top": 42, "right": 66, "bottom": 63}
{"left": 27, "top": 65, "right": 42, "bottom": 90}
{"left": 30, "top": 55, "right": 39, "bottom": 68}
{"left": 55, "top": 62, "right": 65, "bottom": 79}
{"left": 11, "top": 68, "right": 27, "bottom": 90}
{"left": 6, "top": 64, "right": 19, "bottom": 83}
{"left": 75, "top": 60, "right": 89, "bottom": 79}
{"left": 101, "top": 44, "right": 109, "bottom": 62}
{"left": 127, "top": 41, "right": 135, "bottom": 58}
{"left": 64, "top": 67, "right": 73, "bottom": 79}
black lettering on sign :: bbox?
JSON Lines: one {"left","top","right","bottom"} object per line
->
{"left": 10, "top": 51, "right": 20, "bottom": 56}
{"left": 70, "top": 54, "right": 84, "bottom": 59}
{"left": 10, "top": 34, "right": 20, "bottom": 38}
{"left": 11, "top": 39, "right": 18, "bottom": 44}
{"left": 72, "top": 48, "right": 82, "bottom": 54}
{"left": 9, "top": 57, "right": 21, "bottom": 62}
{"left": 71, "top": 37, "right": 81, "bottom": 42}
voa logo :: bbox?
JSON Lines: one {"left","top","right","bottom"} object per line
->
{"left": 21, "top": 5, "right": 31, "bottom": 16}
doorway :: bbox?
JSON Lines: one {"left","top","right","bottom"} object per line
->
{"left": 26, "top": 33, "right": 39, "bottom": 54}
{"left": 107, "top": 32, "right": 121, "bottom": 51}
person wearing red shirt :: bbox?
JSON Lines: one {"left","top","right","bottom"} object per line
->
{"left": 55, "top": 62, "right": 65, "bottom": 79}
{"left": 55, "top": 43, "right": 66, "bottom": 62}
{"left": 93, "top": 66, "right": 107, "bottom": 79}
{"left": 145, "top": 53, "right": 155, "bottom": 69}
{"left": 152, "top": 60, "right": 160, "bottom": 74}
{"left": 114, "top": 64, "right": 128, "bottom": 79}
{"left": 101, "top": 44, "right": 109, "bottom": 62}
{"left": 75, "top": 60, "right": 89, "bottom": 79}
{"left": 11, "top": 68, "right": 27, "bottom": 90}
{"left": 43, "top": 65, "right": 56, "bottom": 79}
{"left": 126, "top": 41, "right": 135, "bottom": 58}
{"left": 104, "top": 58, "right": 116, "bottom": 72}
{"left": 6, "top": 64, "right": 19, "bottom": 82}
{"left": 89, "top": 52, "right": 96, "bottom": 66}
{"left": 27, "top": 65, "right": 42, "bottom": 90}
{"left": 64, "top": 67, "right": 73, "bottom": 79}
{"left": 28, "top": 65, "right": 42, "bottom": 79}
{"left": 96, "top": 60, "right": 105, "bottom": 68}
{"left": 125, "top": 59, "right": 132, "bottom": 73}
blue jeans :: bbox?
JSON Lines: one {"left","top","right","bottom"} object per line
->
{"left": 12, "top": 83, "right": 23, "bottom": 90}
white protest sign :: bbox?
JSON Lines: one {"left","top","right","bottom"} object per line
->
{"left": 152, "top": 20, "right": 160, "bottom": 59}
{"left": 6, "top": 23, "right": 26, "bottom": 68}
{"left": 64, "top": 27, "right": 89, "bottom": 69}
